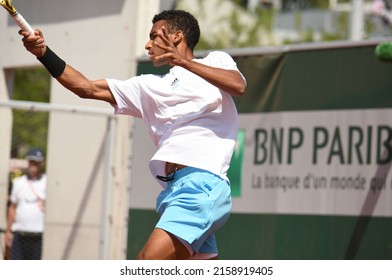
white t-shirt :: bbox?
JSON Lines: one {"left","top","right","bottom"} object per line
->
{"left": 10, "top": 174, "right": 47, "bottom": 232}
{"left": 107, "top": 51, "right": 245, "bottom": 188}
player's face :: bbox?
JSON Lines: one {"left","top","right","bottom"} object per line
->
{"left": 145, "top": 20, "right": 172, "bottom": 67}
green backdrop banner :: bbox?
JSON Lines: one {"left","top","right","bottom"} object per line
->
{"left": 234, "top": 46, "right": 392, "bottom": 113}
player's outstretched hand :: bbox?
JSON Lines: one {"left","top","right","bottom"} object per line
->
{"left": 19, "top": 29, "right": 46, "bottom": 58}
{"left": 155, "top": 26, "right": 186, "bottom": 67}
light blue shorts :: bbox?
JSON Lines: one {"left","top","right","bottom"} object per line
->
{"left": 155, "top": 167, "right": 232, "bottom": 255}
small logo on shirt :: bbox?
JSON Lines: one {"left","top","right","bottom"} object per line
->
{"left": 171, "top": 78, "right": 180, "bottom": 90}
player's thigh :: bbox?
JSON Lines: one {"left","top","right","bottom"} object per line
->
{"left": 137, "top": 228, "right": 191, "bottom": 260}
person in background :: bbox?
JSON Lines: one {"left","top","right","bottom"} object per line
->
{"left": 5, "top": 147, "right": 47, "bottom": 260}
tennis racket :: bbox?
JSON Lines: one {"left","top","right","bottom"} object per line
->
{"left": 0, "top": 0, "right": 34, "bottom": 34}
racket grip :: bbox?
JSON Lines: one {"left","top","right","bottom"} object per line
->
{"left": 12, "top": 12, "right": 34, "bottom": 34}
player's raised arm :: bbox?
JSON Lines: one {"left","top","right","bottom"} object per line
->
{"left": 153, "top": 26, "right": 246, "bottom": 97}
{"left": 19, "top": 29, "right": 117, "bottom": 105}
{"left": 180, "top": 61, "right": 246, "bottom": 97}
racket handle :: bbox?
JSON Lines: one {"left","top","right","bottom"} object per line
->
{"left": 12, "top": 12, "right": 34, "bottom": 34}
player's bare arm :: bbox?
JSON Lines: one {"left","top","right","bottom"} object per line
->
{"left": 19, "top": 29, "right": 117, "bottom": 105}
{"left": 155, "top": 27, "right": 246, "bottom": 97}
{"left": 57, "top": 65, "right": 116, "bottom": 105}
{"left": 180, "top": 62, "right": 246, "bottom": 97}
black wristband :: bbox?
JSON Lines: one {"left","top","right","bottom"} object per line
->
{"left": 37, "top": 46, "right": 66, "bottom": 78}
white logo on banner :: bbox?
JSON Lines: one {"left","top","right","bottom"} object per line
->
{"left": 234, "top": 109, "right": 392, "bottom": 217}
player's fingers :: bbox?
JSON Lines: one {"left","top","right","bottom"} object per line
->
{"left": 158, "top": 27, "right": 172, "bottom": 46}
{"left": 156, "top": 53, "right": 176, "bottom": 67}
{"left": 154, "top": 41, "right": 171, "bottom": 51}
{"left": 21, "top": 36, "right": 44, "bottom": 53}
{"left": 155, "top": 53, "right": 168, "bottom": 60}
{"left": 154, "top": 53, "right": 170, "bottom": 63}
{"left": 19, "top": 28, "right": 43, "bottom": 40}
{"left": 35, "top": 29, "right": 44, "bottom": 38}
{"left": 34, "top": 38, "right": 45, "bottom": 46}
{"left": 18, "top": 29, "right": 29, "bottom": 37}
{"left": 161, "top": 26, "right": 169, "bottom": 39}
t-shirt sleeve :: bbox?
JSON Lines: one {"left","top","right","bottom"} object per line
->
{"left": 207, "top": 51, "right": 247, "bottom": 84}
{"left": 106, "top": 77, "right": 143, "bottom": 118}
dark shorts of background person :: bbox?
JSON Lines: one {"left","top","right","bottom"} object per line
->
{"left": 11, "top": 231, "right": 43, "bottom": 260}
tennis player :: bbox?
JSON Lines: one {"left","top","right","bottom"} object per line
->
{"left": 19, "top": 9, "right": 246, "bottom": 260}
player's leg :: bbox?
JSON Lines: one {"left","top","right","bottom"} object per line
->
{"left": 136, "top": 228, "right": 191, "bottom": 260}
{"left": 147, "top": 167, "right": 231, "bottom": 260}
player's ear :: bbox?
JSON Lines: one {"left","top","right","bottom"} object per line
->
{"left": 173, "top": 30, "right": 183, "bottom": 47}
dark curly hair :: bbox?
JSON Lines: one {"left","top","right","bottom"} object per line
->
{"left": 152, "top": 10, "right": 200, "bottom": 51}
